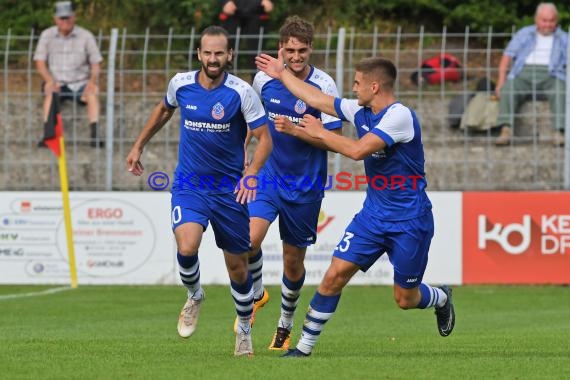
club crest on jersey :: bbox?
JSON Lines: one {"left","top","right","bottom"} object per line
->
{"left": 294, "top": 99, "right": 307, "bottom": 114}
{"left": 211, "top": 102, "right": 225, "bottom": 120}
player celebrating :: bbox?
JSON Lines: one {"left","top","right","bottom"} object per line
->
{"left": 237, "top": 16, "right": 342, "bottom": 351}
{"left": 255, "top": 52, "right": 455, "bottom": 357}
{"left": 126, "top": 26, "right": 272, "bottom": 357}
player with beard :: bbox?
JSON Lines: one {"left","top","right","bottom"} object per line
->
{"left": 126, "top": 25, "right": 272, "bottom": 357}
{"left": 236, "top": 16, "right": 342, "bottom": 351}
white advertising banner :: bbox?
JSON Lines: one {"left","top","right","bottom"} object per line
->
{"left": 0, "top": 192, "right": 176, "bottom": 284}
{"left": 199, "top": 191, "right": 462, "bottom": 285}
{"left": 0, "top": 191, "right": 461, "bottom": 285}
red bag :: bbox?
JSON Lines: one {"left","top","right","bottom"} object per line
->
{"left": 411, "top": 54, "right": 462, "bottom": 86}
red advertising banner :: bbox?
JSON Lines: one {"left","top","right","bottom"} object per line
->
{"left": 463, "top": 192, "right": 570, "bottom": 284}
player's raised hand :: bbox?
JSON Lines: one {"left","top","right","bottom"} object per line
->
{"left": 298, "top": 114, "right": 325, "bottom": 139}
{"left": 255, "top": 49, "right": 285, "bottom": 79}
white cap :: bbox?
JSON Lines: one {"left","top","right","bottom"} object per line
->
{"left": 54, "top": 1, "right": 74, "bottom": 18}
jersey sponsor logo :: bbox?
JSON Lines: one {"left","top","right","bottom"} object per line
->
{"left": 183, "top": 119, "right": 230, "bottom": 132}
{"left": 267, "top": 111, "right": 303, "bottom": 124}
{"left": 294, "top": 99, "right": 307, "bottom": 114}
{"left": 270, "top": 98, "right": 281, "bottom": 104}
{"left": 211, "top": 102, "right": 225, "bottom": 120}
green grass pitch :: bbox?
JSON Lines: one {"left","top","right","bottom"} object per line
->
{"left": 1, "top": 285, "right": 568, "bottom": 379}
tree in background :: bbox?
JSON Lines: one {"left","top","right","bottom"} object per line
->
{"left": 1, "top": 0, "right": 569, "bottom": 34}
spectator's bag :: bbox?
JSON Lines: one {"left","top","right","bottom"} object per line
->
{"left": 410, "top": 54, "right": 462, "bottom": 86}
{"left": 459, "top": 93, "right": 499, "bottom": 131}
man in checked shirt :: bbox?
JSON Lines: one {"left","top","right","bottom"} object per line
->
{"left": 34, "top": 1, "right": 103, "bottom": 148}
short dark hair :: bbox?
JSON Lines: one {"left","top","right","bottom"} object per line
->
{"left": 279, "top": 16, "right": 314, "bottom": 45}
{"left": 354, "top": 57, "right": 397, "bottom": 89}
{"left": 199, "top": 25, "right": 230, "bottom": 50}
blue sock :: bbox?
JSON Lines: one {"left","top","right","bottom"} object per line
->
{"left": 231, "top": 273, "right": 254, "bottom": 333}
{"left": 177, "top": 252, "right": 202, "bottom": 299}
{"left": 296, "top": 291, "right": 340, "bottom": 355}
{"left": 417, "top": 283, "right": 447, "bottom": 309}
{"left": 278, "top": 271, "right": 305, "bottom": 330}
{"left": 248, "top": 249, "right": 264, "bottom": 300}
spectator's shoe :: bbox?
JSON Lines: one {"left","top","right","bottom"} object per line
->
{"left": 234, "top": 328, "right": 254, "bottom": 357}
{"left": 233, "top": 289, "right": 269, "bottom": 333}
{"left": 268, "top": 327, "right": 291, "bottom": 351}
{"left": 434, "top": 285, "right": 455, "bottom": 337}
{"left": 494, "top": 125, "right": 512, "bottom": 146}
{"left": 282, "top": 348, "right": 311, "bottom": 358}
{"left": 553, "top": 131, "right": 565, "bottom": 147}
{"left": 177, "top": 293, "right": 205, "bottom": 338}
{"left": 37, "top": 140, "right": 47, "bottom": 148}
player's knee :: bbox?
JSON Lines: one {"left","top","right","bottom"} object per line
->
{"left": 177, "top": 242, "right": 199, "bottom": 256}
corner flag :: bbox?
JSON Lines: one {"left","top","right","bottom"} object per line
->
{"left": 42, "top": 93, "right": 64, "bottom": 157}
{"left": 43, "top": 93, "right": 78, "bottom": 288}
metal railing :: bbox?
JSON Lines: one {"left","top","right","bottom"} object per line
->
{"left": 1, "top": 26, "right": 569, "bottom": 191}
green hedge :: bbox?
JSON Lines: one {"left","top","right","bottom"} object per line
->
{"left": 2, "top": 0, "right": 569, "bottom": 34}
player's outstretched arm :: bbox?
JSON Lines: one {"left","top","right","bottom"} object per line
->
{"left": 298, "top": 114, "right": 386, "bottom": 161}
{"left": 256, "top": 50, "right": 338, "bottom": 117}
{"left": 126, "top": 100, "right": 175, "bottom": 176}
{"left": 274, "top": 116, "right": 341, "bottom": 151}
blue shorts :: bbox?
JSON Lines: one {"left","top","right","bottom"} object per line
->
{"left": 171, "top": 191, "right": 251, "bottom": 253}
{"left": 333, "top": 208, "right": 434, "bottom": 288}
{"left": 248, "top": 188, "right": 321, "bottom": 247}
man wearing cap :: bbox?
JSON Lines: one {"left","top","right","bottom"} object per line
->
{"left": 34, "top": 1, "right": 103, "bottom": 148}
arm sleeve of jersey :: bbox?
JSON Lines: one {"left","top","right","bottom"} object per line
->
{"left": 242, "top": 85, "right": 268, "bottom": 130}
{"left": 164, "top": 75, "right": 179, "bottom": 109}
{"left": 370, "top": 104, "right": 414, "bottom": 147}
{"left": 321, "top": 80, "right": 343, "bottom": 131}
{"left": 333, "top": 98, "right": 359, "bottom": 125}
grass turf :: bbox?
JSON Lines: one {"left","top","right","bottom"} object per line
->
{"left": 0, "top": 285, "right": 568, "bottom": 379}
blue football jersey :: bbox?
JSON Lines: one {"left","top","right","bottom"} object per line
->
{"left": 334, "top": 99, "right": 432, "bottom": 221}
{"left": 165, "top": 71, "right": 268, "bottom": 194}
{"left": 252, "top": 66, "right": 342, "bottom": 203}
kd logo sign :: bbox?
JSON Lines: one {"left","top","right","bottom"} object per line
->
{"left": 478, "top": 215, "right": 531, "bottom": 255}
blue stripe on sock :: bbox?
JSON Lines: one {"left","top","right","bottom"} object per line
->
{"left": 283, "top": 271, "right": 306, "bottom": 291}
{"left": 417, "top": 283, "right": 431, "bottom": 309}
{"left": 177, "top": 252, "right": 198, "bottom": 268}
{"left": 249, "top": 249, "right": 263, "bottom": 264}
{"left": 309, "top": 292, "right": 340, "bottom": 313}
{"left": 230, "top": 275, "right": 253, "bottom": 294}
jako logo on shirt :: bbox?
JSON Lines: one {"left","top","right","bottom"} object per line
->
{"left": 478, "top": 215, "right": 531, "bottom": 255}
{"left": 294, "top": 99, "right": 307, "bottom": 114}
{"left": 211, "top": 102, "right": 225, "bottom": 120}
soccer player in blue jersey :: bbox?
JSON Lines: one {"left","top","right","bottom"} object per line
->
{"left": 236, "top": 16, "right": 342, "bottom": 351}
{"left": 126, "top": 26, "right": 272, "bottom": 357}
{"left": 256, "top": 52, "right": 455, "bottom": 357}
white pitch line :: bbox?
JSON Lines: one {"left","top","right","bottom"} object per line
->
{"left": 0, "top": 286, "right": 73, "bottom": 301}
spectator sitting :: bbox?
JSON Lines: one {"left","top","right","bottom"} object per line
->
{"left": 34, "top": 1, "right": 103, "bottom": 148}
{"left": 494, "top": 2, "right": 567, "bottom": 147}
